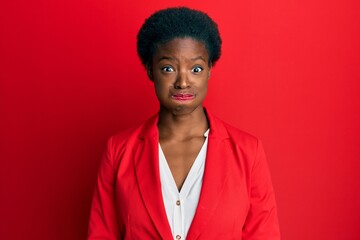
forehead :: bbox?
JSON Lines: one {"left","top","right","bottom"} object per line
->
{"left": 153, "top": 37, "right": 209, "bottom": 60}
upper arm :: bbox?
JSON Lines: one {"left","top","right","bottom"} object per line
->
{"left": 88, "top": 137, "right": 122, "bottom": 240}
{"left": 242, "top": 139, "right": 280, "bottom": 240}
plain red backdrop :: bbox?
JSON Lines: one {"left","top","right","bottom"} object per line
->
{"left": 1, "top": 0, "right": 359, "bottom": 239}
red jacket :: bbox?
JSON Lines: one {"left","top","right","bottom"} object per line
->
{"left": 88, "top": 111, "right": 280, "bottom": 239}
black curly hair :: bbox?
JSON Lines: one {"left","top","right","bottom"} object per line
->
{"left": 137, "top": 7, "right": 222, "bottom": 67}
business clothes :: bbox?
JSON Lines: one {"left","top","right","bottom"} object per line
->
{"left": 159, "top": 129, "right": 209, "bottom": 239}
{"left": 88, "top": 111, "right": 280, "bottom": 239}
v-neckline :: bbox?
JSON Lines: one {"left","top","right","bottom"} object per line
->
{"left": 159, "top": 129, "right": 210, "bottom": 196}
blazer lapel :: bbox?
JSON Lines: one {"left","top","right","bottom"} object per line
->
{"left": 186, "top": 111, "right": 230, "bottom": 240}
{"left": 133, "top": 115, "right": 173, "bottom": 240}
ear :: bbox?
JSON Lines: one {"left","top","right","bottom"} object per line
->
{"left": 146, "top": 63, "right": 154, "bottom": 81}
{"left": 208, "top": 64, "right": 212, "bottom": 79}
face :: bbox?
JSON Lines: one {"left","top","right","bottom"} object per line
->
{"left": 148, "top": 37, "right": 211, "bottom": 116}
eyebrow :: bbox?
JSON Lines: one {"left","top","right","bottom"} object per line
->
{"left": 158, "top": 56, "right": 178, "bottom": 62}
{"left": 158, "top": 56, "right": 206, "bottom": 62}
{"left": 191, "top": 56, "right": 206, "bottom": 62}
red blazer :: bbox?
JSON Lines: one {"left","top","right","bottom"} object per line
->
{"left": 88, "top": 111, "right": 280, "bottom": 239}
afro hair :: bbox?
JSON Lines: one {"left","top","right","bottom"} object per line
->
{"left": 137, "top": 7, "right": 222, "bottom": 67}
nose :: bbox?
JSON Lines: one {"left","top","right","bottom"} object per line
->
{"left": 174, "top": 70, "right": 190, "bottom": 89}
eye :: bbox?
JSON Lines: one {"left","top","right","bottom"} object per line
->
{"left": 161, "top": 66, "right": 174, "bottom": 72}
{"left": 192, "top": 66, "right": 203, "bottom": 73}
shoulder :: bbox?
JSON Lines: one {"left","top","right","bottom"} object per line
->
{"left": 110, "top": 126, "right": 140, "bottom": 147}
{"left": 207, "top": 110, "right": 265, "bottom": 169}
{"left": 107, "top": 113, "right": 158, "bottom": 155}
{"left": 207, "top": 111, "right": 259, "bottom": 149}
{"left": 224, "top": 121, "right": 260, "bottom": 151}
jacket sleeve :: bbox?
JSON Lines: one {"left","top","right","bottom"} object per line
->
{"left": 88, "top": 137, "right": 122, "bottom": 239}
{"left": 242, "top": 140, "right": 280, "bottom": 240}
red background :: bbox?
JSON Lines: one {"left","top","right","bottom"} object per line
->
{"left": 1, "top": 0, "right": 359, "bottom": 239}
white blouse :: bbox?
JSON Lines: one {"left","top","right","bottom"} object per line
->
{"left": 159, "top": 129, "right": 209, "bottom": 240}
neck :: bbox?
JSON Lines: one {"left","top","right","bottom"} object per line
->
{"left": 158, "top": 106, "right": 209, "bottom": 141}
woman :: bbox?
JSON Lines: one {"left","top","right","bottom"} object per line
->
{"left": 88, "top": 7, "right": 280, "bottom": 240}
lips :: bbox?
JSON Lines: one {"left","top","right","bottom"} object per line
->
{"left": 171, "top": 93, "right": 195, "bottom": 101}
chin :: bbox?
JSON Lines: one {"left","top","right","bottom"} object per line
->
{"left": 170, "top": 105, "right": 204, "bottom": 116}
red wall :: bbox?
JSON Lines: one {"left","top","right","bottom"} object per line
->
{"left": 1, "top": 0, "right": 359, "bottom": 239}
